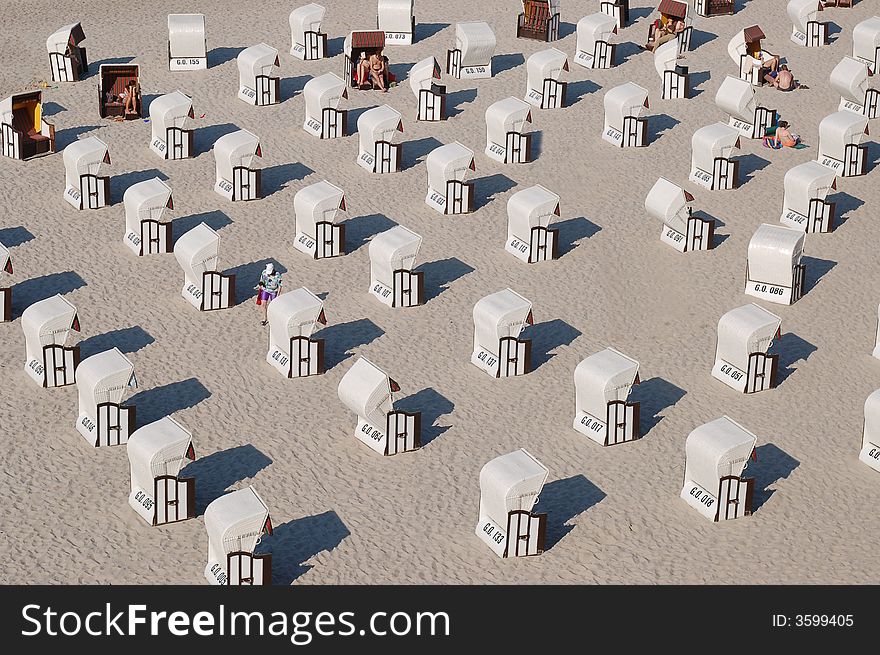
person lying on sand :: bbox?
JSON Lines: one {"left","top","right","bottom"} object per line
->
{"left": 763, "top": 121, "right": 803, "bottom": 149}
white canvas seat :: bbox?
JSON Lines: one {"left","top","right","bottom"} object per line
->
{"left": 689, "top": 122, "right": 741, "bottom": 190}
{"left": 646, "top": 177, "right": 713, "bottom": 252}
{"left": 237, "top": 44, "right": 280, "bottom": 106}
{"left": 472, "top": 288, "right": 534, "bottom": 378}
{"left": 0, "top": 241, "right": 12, "bottom": 322}
{"left": 357, "top": 104, "right": 403, "bottom": 173}
{"left": 745, "top": 224, "right": 806, "bottom": 305}
{"left": 728, "top": 26, "right": 769, "bottom": 85}
{"left": 127, "top": 416, "right": 196, "bottom": 525}
{"left": 123, "top": 177, "right": 174, "bottom": 255}
{"left": 213, "top": 129, "right": 262, "bottom": 202}
{"left": 817, "top": 110, "right": 870, "bottom": 177}
{"left": 712, "top": 303, "right": 781, "bottom": 393}
{"left": 715, "top": 75, "right": 777, "bottom": 139}
{"left": 680, "top": 416, "right": 757, "bottom": 521}
{"left": 378, "top": 0, "right": 416, "bottom": 45}
{"left": 174, "top": 223, "right": 236, "bottom": 311}
{"left": 862, "top": 389, "right": 880, "bottom": 472}
{"left": 47, "top": 23, "right": 87, "bottom": 82}
{"left": 788, "top": 0, "right": 827, "bottom": 47}
{"left": 1, "top": 92, "right": 56, "bottom": 160}
{"left": 425, "top": 141, "right": 475, "bottom": 214}
{"left": 506, "top": 184, "right": 560, "bottom": 262}
{"left": 62, "top": 136, "right": 110, "bottom": 210}
{"left": 75, "top": 347, "right": 137, "bottom": 447}
{"left": 22, "top": 294, "right": 80, "bottom": 387}
{"left": 204, "top": 487, "right": 273, "bottom": 586}
{"left": 293, "top": 180, "right": 347, "bottom": 258}
{"left": 853, "top": 16, "right": 880, "bottom": 73}
{"left": 410, "top": 57, "right": 445, "bottom": 121}
{"left": 447, "top": 21, "right": 495, "bottom": 79}
{"left": 369, "top": 225, "right": 423, "bottom": 307}
{"left": 573, "top": 348, "right": 640, "bottom": 446}
{"left": 600, "top": 0, "right": 629, "bottom": 29}
{"left": 485, "top": 97, "right": 533, "bottom": 163}
{"left": 302, "top": 72, "right": 348, "bottom": 139}
{"left": 518, "top": 0, "right": 562, "bottom": 41}
{"left": 149, "top": 91, "right": 194, "bottom": 160}
{"left": 831, "top": 57, "right": 879, "bottom": 119}
{"left": 168, "top": 14, "right": 207, "bottom": 70}
{"left": 575, "top": 13, "right": 617, "bottom": 69}
{"left": 602, "top": 82, "right": 649, "bottom": 147}
{"left": 337, "top": 356, "right": 421, "bottom": 455}
{"left": 655, "top": 38, "right": 689, "bottom": 99}
{"left": 780, "top": 161, "right": 837, "bottom": 233}
{"left": 476, "top": 448, "right": 549, "bottom": 557}
{"left": 290, "top": 4, "right": 327, "bottom": 60}
{"left": 266, "top": 288, "right": 328, "bottom": 378}
{"left": 525, "top": 48, "right": 569, "bottom": 109}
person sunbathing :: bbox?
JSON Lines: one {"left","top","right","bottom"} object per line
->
{"left": 768, "top": 64, "right": 802, "bottom": 91}
{"left": 357, "top": 50, "right": 389, "bottom": 92}
{"left": 763, "top": 121, "right": 802, "bottom": 149}
{"left": 645, "top": 19, "right": 684, "bottom": 52}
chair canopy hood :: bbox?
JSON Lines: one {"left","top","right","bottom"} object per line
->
{"left": 853, "top": 16, "right": 880, "bottom": 64}
{"left": 304, "top": 72, "right": 347, "bottom": 116}
{"left": 238, "top": 43, "right": 280, "bottom": 85}
{"left": 128, "top": 416, "right": 195, "bottom": 494}
{"left": 76, "top": 347, "right": 137, "bottom": 410}
{"left": 507, "top": 185, "right": 560, "bottom": 236}
{"left": 294, "top": 180, "right": 346, "bottom": 236}
{"left": 426, "top": 141, "right": 475, "bottom": 191}
{"left": 716, "top": 303, "right": 781, "bottom": 371}
{"left": 473, "top": 288, "right": 533, "bottom": 354}
{"left": 486, "top": 97, "right": 532, "bottom": 143}
{"left": 358, "top": 105, "right": 403, "bottom": 152}
{"left": 578, "top": 13, "right": 617, "bottom": 53}
{"left": 369, "top": 225, "right": 422, "bottom": 287}
{"left": 204, "top": 486, "right": 271, "bottom": 563}
{"left": 478, "top": 448, "right": 548, "bottom": 527}
{"left": 783, "top": 161, "right": 836, "bottom": 217}
{"left": 685, "top": 416, "right": 757, "bottom": 492}
{"left": 830, "top": 57, "right": 872, "bottom": 104}
{"left": 819, "top": 111, "right": 869, "bottom": 161}
{"left": 409, "top": 57, "right": 441, "bottom": 95}
{"left": 692, "top": 123, "right": 740, "bottom": 171}
{"left": 63, "top": 137, "right": 110, "bottom": 188}
{"left": 150, "top": 91, "right": 194, "bottom": 138}
{"left": 455, "top": 21, "right": 496, "bottom": 66}
{"left": 747, "top": 224, "right": 805, "bottom": 287}
{"left": 378, "top": 0, "right": 415, "bottom": 33}
{"left": 47, "top": 23, "right": 85, "bottom": 53}
{"left": 267, "top": 287, "right": 326, "bottom": 341}
{"left": 574, "top": 347, "right": 640, "bottom": 419}
{"left": 787, "top": 0, "right": 822, "bottom": 33}
{"left": 645, "top": 177, "right": 694, "bottom": 232}
{"left": 290, "top": 4, "right": 325, "bottom": 42}
{"left": 213, "top": 129, "right": 261, "bottom": 182}
{"left": 715, "top": 75, "right": 757, "bottom": 122}
{"left": 604, "top": 82, "right": 649, "bottom": 130}
{"left": 337, "top": 356, "right": 394, "bottom": 428}
{"left": 174, "top": 223, "right": 220, "bottom": 280}
{"left": 22, "top": 294, "right": 79, "bottom": 358}
{"left": 168, "top": 14, "right": 206, "bottom": 57}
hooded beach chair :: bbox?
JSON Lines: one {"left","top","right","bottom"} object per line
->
{"left": 853, "top": 15, "right": 880, "bottom": 73}
{"left": 645, "top": 177, "right": 713, "bottom": 252}
{"left": 62, "top": 137, "right": 110, "bottom": 210}
{"left": 745, "top": 224, "right": 806, "bottom": 305}
{"left": 149, "top": 91, "right": 194, "bottom": 159}
{"left": 266, "top": 288, "right": 327, "bottom": 378}
{"left": 357, "top": 105, "right": 403, "bottom": 173}
{"left": 123, "top": 178, "right": 173, "bottom": 255}
{"left": 573, "top": 348, "right": 640, "bottom": 445}
{"left": 410, "top": 57, "right": 445, "bottom": 121}
{"left": 369, "top": 225, "right": 423, "bottom": 307}
{"left": 75, "top": 347, "right": 137, "bottom": 446}
{"left": 302, "top": 72, "right": 348, "bottom": 138}
{"left": 525, "top": 48, "right": 569, "bottom": 109}
{"left": 98, "top": 64, "right": 141, "bottom": 119}
{"left": 518, "top": 0, "right": 561, "bottom": 41}
{"left": 22, "top": 294, "right": 80, "bottom": 387}
{"left": 127, "top": 416, "right": 196, "bottom": 525}
{"left": 715, "top": 75, "right": 777, "bottom": 139}
{"left": 0, "top": 241, "right": 12, "bottom": 322}
{"left": 788, "top": 0, "right": 828, "bottom": 48}
{"left": 174, "top": 223, "right": 236, "bottom": 310}
{"left": 0, "top": 92, "right": 56, "bottom": 160}
{"left": 575, "top": 13, "right": 617, "bottom": 69}
{"left": 485, "top": 97, "right": 533, "bottom": 163}
{"left": 712, "top": 303, "right": 781, "bottom": 393}
{"left": 694, "top": 0, "right": 735, "bottom": 17}
{"left": 343, "top": 31, "right": 388, "bottom": 87}
{"left": 831, "top": 57, "right": 879, "bottom": 119}
{"left": 647, "top": 0, "right": 693, "bottom": 54}
{"left": 861, "top": 389, "right": 880, "bottom": 472}
{"left": 447, "top": 21, "right": 496, "bottom": 79}
{"left": 47, "top": 23, "right": 87, "bottom": 82}
{"left": 213, "top": 129, "right": 262, "bottom": 201}
{"left": 293, "top": 180, "right": 347, "bottom": 258}
{"left": 237, "top": 44, "right": 280, "bottom": 106}
{"left": 681, "top": 416, "right": 757, "bottom": 521}
{"left": 168, "top": 14, "right": 207, "bottom": 70}
{"left": 728, "top": 25, "right": 770, "bottom": 86}
{"left": 472, "top": 289, "right": 534, "bottom": 377}
{"left": 476, "top": 449, "right": 549, "bottom": 557}
{"left": 204, "top": 487, "right": 273, "bottom": 585}
{"left": 689, "top": 122, "right": 741, "bottom": 190}
{"left": 817, "top": 110, "right": 870, "bottom": 177}
{"left": 425, "top": 141, "right": 475, "bottom": 214}
{"left": 337, "top": 356, "right": 421, "bottom": 455}
{"left": 602, "top": 82, "right": 649, "bottom": 147}
{"left": 780, "top": 162, "right": 837, "bottom": 233}
{"left": 656, "top": 38, "right": 689, "bottom": 99}
{"left": 378, "top": 0, "right": 416, "bottom": 45}
{"left": 290, "top": 4, "right": 327, "bottom": 60}
{"left": 505, "top": 185, "right": 560, "bottom": 262}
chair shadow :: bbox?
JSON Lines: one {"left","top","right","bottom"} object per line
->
{"left": 829, "top": 192, "right": 865, "bottom": 227}
{"left": 827, "top": 22, "right": 842, "bottom": 44}
{"left": 226, "top": 259, "right": 289, "bottom": 305}
{"left": 738, "top": 153, "right": 771, "bottom": 185}
{"left": 867, "top": 140, "right": 880, "bottom": 168}
{"left": 389, "top": 61, "right": 414, "bottom": 81}
{"left": 558, "top": 22, "right": 577, "bottom": 39}
{"left": 262, "top": 162, "right": 314, "bottom": 197}
{"left": 616, "top": 42, "right": 644, "bottom": 66}
{"left": 180, "top": 444, "right": 273, "bottom": 515}
{"left": 0, "top": 226, "right": 35, "bottom": 248}
{"left": 280, "top": 75, "right": 311, "bottom": 101}
{"left": 803, "top": 256, "right": 836, "bottom": 294}
{"left": 78, "top": 326, "right": 155, "bottom": 359}
{"left": 650, "top": 113, "right": 681, "bottom": 143}
{"left": 345, "top": 213, "right": 397, "bottom": 253}
{"left": 494, "top": 53, "right": 525, "bottom": 75}
{"left": 530, "top": 130, "right": 544, "bottom": 160}
{"left": 127, "top": 377, "right": 212, "bottom": 426}
{"left": 395, "top": 387, "right": 454, "bottom": 447}
{"left": 566, "top": 79, "right": 601, "bottom": 106}
{"left": 195, "top": 122, "right": 239, "bottom": 155}
{"left": 12, "top": 271, "right": 87, "bottom": 317}
{"left": 447, "top": 88, "right": 478, "bottom": 118}
{"left": 749, "top": 443, "right": 800, "bottom": 512}
{"left": 113, "top": 168, "right": 169, "bottom": 203}
{"left": 531, "top": 319, "right": 582, "bottom": 369}
{"left": 473, "top": 173, "right": 517, "bottom": 210}
{"left": 776, "top": 332, "right": 817, "bottom": 384}
{"left": 260, "top": 511, "right": 350, "bottom": 585}
{"left": 55, "top": 125, "right": 100, "bottom": 149}
{"left": 556, "top": 217, "right": 601, "bottom": 256}
{"left": 692, "top": 211, "right": 728, "bottom": 248}
{"left": 690, "top": 29, "right": 717, "bottom": 51}
{"left": 41, "top": 101, "right": 66, "bottom": 117}
{"left": 326, "top": 36, "right": 345, "bottom": 57}
{"left": 416, "top": 22, "right": 450, "bottom": 41}
{"left": 313, "top": 318, "right": 385, "bottom": 370}
{"left": 689, "top": 70, "right": 711, "bottom": 97}
{"left": 208, "top": 46, "right": 245, "bottom": 67}
{"left": 403, "top": 136, "right": 444, "bottom": 170}
{"left": 347, "top": 105, "right": 379, "bottom": 132}
{"left": 140, "top": 94, "right": 163, "bottom": 117}
{"left": 628, "top": 7, "right": 655, "bottom": 22}
{"left": 418, "top": 257, "right": 475, "bottom": 301}
{"left": 534, "top": 475, "right": 606, "bottom": 550}
{"left": 630, "top": 377, "right": 686, "bottom": 436}
{"left": 172, "top": 211, "right": 234, "bottom": 245}
{"left": 83, "top": 57, "right": 135, "bottom": 78}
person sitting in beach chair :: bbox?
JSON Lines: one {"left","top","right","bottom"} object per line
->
{"left": 358, "top": 49, "right": 390, "bottom": 92}
{"left": 646, "top": 18, "right": 685, "bottom": 52}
